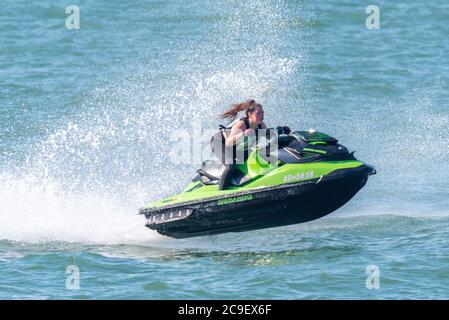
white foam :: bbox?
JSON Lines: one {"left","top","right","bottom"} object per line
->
{"left": 0, "top": 173, "right": 162, "bottom": 244}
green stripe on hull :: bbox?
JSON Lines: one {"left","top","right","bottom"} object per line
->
{"left": 144, "top": 160, "right": 364, "bottom": 209}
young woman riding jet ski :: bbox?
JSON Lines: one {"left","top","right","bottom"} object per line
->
{"left": 217, "top": 99, "right": 290, "bottom": 190}
{"left": 140, "top": 100, "right": 376, "bottom": 238}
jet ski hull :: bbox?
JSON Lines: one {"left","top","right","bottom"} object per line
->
{"left": 139, "top": 164, "right": 373, "bottom": 238}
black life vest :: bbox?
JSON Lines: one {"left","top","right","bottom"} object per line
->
{"left": 210, "top": 117, "right": 262, "bottom": 164}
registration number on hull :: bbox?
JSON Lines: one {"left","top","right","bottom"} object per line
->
{"left": 283, "top": 171, "right": 314, "bottom": 183}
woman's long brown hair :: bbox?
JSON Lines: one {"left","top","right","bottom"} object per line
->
{"left": 220, "top": 99, "right": 261, "bottom": 122}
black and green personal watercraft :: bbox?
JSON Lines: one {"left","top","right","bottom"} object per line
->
{"left": 139, "top": 130, "right": 376, "bottom": 238}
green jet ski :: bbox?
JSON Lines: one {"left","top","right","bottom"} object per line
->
{"left": 139, "top": 129, "right": 376, "bottom": 238}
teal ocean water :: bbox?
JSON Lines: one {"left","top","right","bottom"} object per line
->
{"left": 1, "top": 0, "right": 449, "bottom": 299}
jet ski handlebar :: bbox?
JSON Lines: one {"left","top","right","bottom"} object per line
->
{"left": 276, "top": 126, "right": 291, "bottom": 135}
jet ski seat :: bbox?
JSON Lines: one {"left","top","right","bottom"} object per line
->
{"left": 196, "top": 160, "right": 251, "bottom": 188}
{"left": 196, "top": 160, "right": 226, "bottom": 182}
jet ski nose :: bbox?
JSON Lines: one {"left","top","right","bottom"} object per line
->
{"left": 366, "top": 163, "right": 377, "bottom": 175}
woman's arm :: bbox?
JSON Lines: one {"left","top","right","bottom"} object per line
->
{"left": 225, "top": 121, "right": 269, "bottom": 147}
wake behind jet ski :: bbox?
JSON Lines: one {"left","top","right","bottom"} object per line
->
{"left": 139, "top": 128, "right": 376, "bottom": 238}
